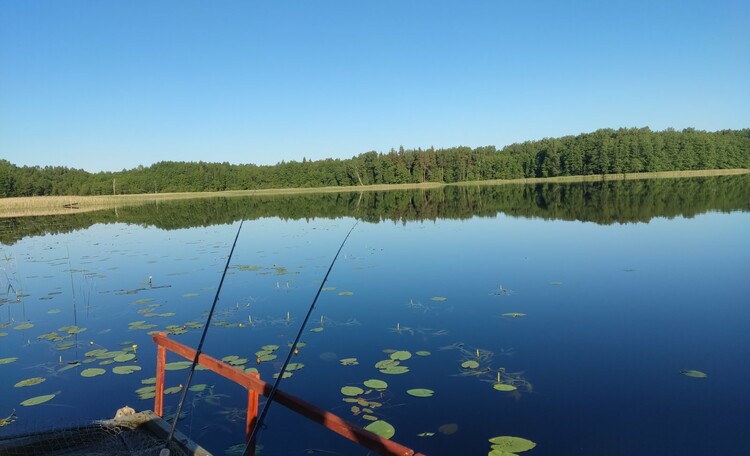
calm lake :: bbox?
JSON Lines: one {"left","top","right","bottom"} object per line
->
{"left": 1, "top": 175, "right": 749, "bottom": 456}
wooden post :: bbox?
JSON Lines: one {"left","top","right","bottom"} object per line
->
{"left": 245, "top": 371, "right": 260, "bottom": 456}
{"left": 154, "top": 336, "right": 166, "bottom": 417}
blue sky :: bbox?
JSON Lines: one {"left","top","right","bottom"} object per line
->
{"left": 1, "top": 1, "right": 748, "bottom": 172}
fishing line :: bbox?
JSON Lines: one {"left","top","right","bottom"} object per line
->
{"left": 242, "top": 221, "right": 359, "bottom": 456}
{"left": 162, "top": 219, "right": 246, "bottom": 454}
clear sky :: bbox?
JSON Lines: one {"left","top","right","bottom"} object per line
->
{"left": 1, "top": 1, "right": 748, "bottom": 172}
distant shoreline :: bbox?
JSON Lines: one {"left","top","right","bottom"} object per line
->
{"left": 1, "top": 168, "right": 747, "bottom": 218}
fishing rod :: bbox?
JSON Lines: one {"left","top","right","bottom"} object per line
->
{"left": 161, "top": 219, "right": 246, "bottom": 455}
{"left": 241, "top": 221, "right": 359, "bottom": 456}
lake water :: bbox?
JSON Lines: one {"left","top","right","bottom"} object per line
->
{"left": 1, "top": 176, "right": 749, "bottom": 456}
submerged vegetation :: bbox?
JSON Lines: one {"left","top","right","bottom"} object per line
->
{"left": 1, "top": 127, "right": 748, "bottom": 197}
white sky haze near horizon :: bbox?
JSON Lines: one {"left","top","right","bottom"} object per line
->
{"left": 1, "top": 1, "right": 748, "bottom": 172}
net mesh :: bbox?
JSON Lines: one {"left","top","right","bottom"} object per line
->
{"left": 0, "top": 411, "right": 206, "bottom": 456}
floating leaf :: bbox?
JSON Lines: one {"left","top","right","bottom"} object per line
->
{"left": 262, "top": 344, "right": 280, "bottom": 351}
{"left": 189, "top": 384, "right": 208, "bottom": 392}
{"left": 183, "top": 293, "right": 199, "bottom": 297}
{"left": 406, "top": 388, "right": 434, "bottom": 398}
{"left": 488, "top": 436, "right": 537, "bottom": 453}
{"left": 164, "top": 385, "right": 183, "bottom": 394}
{"left": 493, "top": 383, "right": 517, "bottom": 392}
{"left": 258, "top": 354, "right": 277, "bottom": 362}
{"left": 48, "top": 309, "right": 61, "bottom": 314}
{"left": 85, "top": 349, "right": 108, "bottom": 357}
{"left": 379, "top": 366, "right": 409, "bottom": 375}
{"left": 14, "top": 377, "right": 46, "bottom": 387}
{"left": 550, "top": 281, "right": 563, "bottom": 286}
{"left": 286, "top": 363, "right": 304, "bottom": 371}
{"left": 390, "top": 351, "right": 412, "bottom": 361}
{"left": 362, "top": 414, "right": 378, "bottom": 421}
{"left": 502, "top": 313, "right": 526, "bottom": 318}
{"left": 364, "top": 420, "right": 395, "bottom": 439}
{"left": 338, "top": 291, "right": 353, "bottom": 296}
{"left": 339, "top": 358, "right": 359, "bottom": 366}
{"left": 374, "top": 359, "right": 398, "bottom": 369}
{"left": 273, "top": 371, "right": 292, "bottom": 379}
{"left": 20, "top": 394, "right": 56, "bottom": 406}
{"left": 415, "top": 351, "right": 431, "bottom": 357}
{"left": 245, "top": 367, "right": 259, "bottom": 374}
{"left": 461, "top": 360, "right": 479, "bottom": 369}
{"left": 114, "top": 354, "right": 136, "bottom": 363}
{"left": 0, "top": 332, "right": 7, "bottom": 337}
{"left": 322, "top": 287, "right": 336, "bottom": 291}
{"left": 430, "top": 296, "right": 447, "bottom": 301}
{"left": 341, "top": 386, "right": 364, "bottom": 397}
{"left": 363, "top": 379, "right": 388, "bottom": 390}
{"left": 81, "top": 368, "right": 106, "bottom": 378}
{"left": 113, "top": 365, "right": 142, "bottom": 375}
{"left": 310, "top": 327, "right": 324, "bottom": 333}
{"left": 164, "top": 361, "right": 193, "bottom": 370}
{"left": 141, "top": 377, "right": 157, "bottom": 385}
{"left": 681, "top": 369, "right": 708, "bottom": 378}
{"left": 14, "top": 323, "right": 34, "bottom": 330}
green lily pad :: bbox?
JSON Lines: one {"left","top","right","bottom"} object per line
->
{"left": 379, "top": 366, "right": 410, "bottom": 375}
{"left": 431, "top": 296, "right": 447, "bottom": 301}
{"left": 164, "top": 361, "right": 193, "bottom": 370}
{"left": 164, "top": 385, "right": 183, "bottom": 394}
{"left": 488, "top": 436, "right": 537, "bottom": 453}
{"left": 0, "top": 332, "right": 7, "bottom": 337}
{"left": 14, "top": 323, "right": 34, "bottom": 330}
{"left": 286, "top": 363, "right": 304, "bottom": 371}
{"left": 493, "top": 383, "right": 517, "bottom": 392}
{"left": 364, "top": 420, "right": 395, "bottom": 439}
{"left": 81, "top": 368, "right": 106, "bottom": 378}
{"left": 262, "top": 345, "right": 280, "bottom": 351}
{"left": 273, "top": 371, "right": 292, "bottom": 379}
{"left": 390, "top": 351, "right": 412, "bottom": 361}
{"left": 189, "top": 384, "right": 208, "bottom": 392}
{"left": 310, "top": 327, "right": 324, "bottom": 332}
{"left": 0, "top": 357, "right": 16, "bottom": 365}
{"left": 258, "top": 354, "right": 277, "bottom": 362}
{"left": 14, "top": 377, "right": 46, "bottom": 387}
{"left": 406, "top": 388, "right": 434, "bottom": 398}
{"left": 141, "top": 377, "right": 156, "bottom": 384}
{"left": 20, "top": 394, "right": 56, "bottom": 406}
{"left": 550, "top": 281, "right": 563, "bottom": 286}
{"left": 341, "top": 386, "right": 365, "bottom": 397}
{"left": 339, "top": 358, "right": 359, "bottom": 366}
{"left": 113, "top": 365, "right": 142, "bottom": 375}
{"left": 363, "top": 379, "right": 388, "bottom": 390}
{"left": 48, "top": 309, "right": 61, "bottom": 314}
{"left": 338, "top": 291, "right": 353, "bottom": 296}
{"left": 114, "top": 354, "right": 136, "bottom": 362}
{"left": 681, "top": 369, "right": 708, "bottom": 378}
{"left": 415, "top": 351, "right": 431, "bottom": 356}
{"left": 461, "top": 360, "right": 479, "bottom": 369}
{"left": 374, "top": 359, "right": 398, "bottom": 369}
{"left": 183, "top": 293, "right": 199, "bottom": 297}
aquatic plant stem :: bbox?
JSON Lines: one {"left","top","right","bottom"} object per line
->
{"left": 163, "top": 220, "right": 245, "bottom": 451}
{"left": 242, "top": 221, "right": 358, "bottom": 456}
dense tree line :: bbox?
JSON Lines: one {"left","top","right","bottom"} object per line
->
{"left": 2, "top": 174, "right": 747, "bottom": 245}
{"left": 1, "top": 127, "right": 748, "bottom": 197}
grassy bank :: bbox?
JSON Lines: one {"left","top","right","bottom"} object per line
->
{"left": 1, "top": 169, "right": 747, "bottom": 218}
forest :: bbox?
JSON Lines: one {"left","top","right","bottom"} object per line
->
{"left": 1, "top": 127, "right": 748, "bottom": 197}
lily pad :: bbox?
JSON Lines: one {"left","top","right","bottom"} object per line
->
{"left": 431, "top": 296, "right": 447, "bottom": 301}
{"left": 81, "top": 368, "right": 106, "bottom": 378}
{"left": 273, "top": 371, "right": 292, "bottom": 379}
{"left": 390, "top": 350, "right": 412, "bottom": 361}
{"left": 164, "top": 385, "right": 183, "bottom": 394}
{"left": 415, "top": 351, "right": 431, "bottom": 356}
{"left": 379, "top": 366, "right": 410, "bottom": 375}
{"left": 364, "top": 420, "right": 395, "bottom": 439}
{"left": 14, "top": 323, "right": 34, "bottom": 330}
{"left": 339, "top": 358, "right": 359, "bottom": 366}
{"left": 258, "top": 354, "right": 277, "bottom": 362}
{"left": 438, "top": 423, "right": 458, "bottom": 435}
{"left": 338, "top": 291, "right": 353, "bottom": 296}
{"left": 114, "top": 354, "right": 136, "bottom": 363}
{"left": 20, "top": 394, "right": 56, "bottom": 406}
{"left": 310, "top": 327, "right": 324, "bottom": 333}
{"left": 406, "top": 388, "right": 435, "bottom": 398}
{"left": 164, "top": 361, "right": 193, "bottom": 370}
{"left": 113, "top": 365, "right": 142, "bottom": 375}
{"left": 493, "top": 383, "right": 517, "bottom": 392}
{"left": 488, "top": 436, "right": 537, "bottom": 453}
{"left": 341, "top": 386, "right": 365, "bottom": 397}
{"left": 681, "top": 369, "right": 708, "bottom": 378}
{"left": 0, "top": 357, "right": 18, "bottom": 365}
{"left": 14, "top": 377, "right": 46, "bottom": 387}
{"left": 461, "top": 360, "right": 479, "bottom": 369}
{"left": 502, "top": 313, "right": 526, "bottom": 318}
{"left": 363, "top": 379, "right": 388, "bottom": 390}
{"left": 189, "top": 384, "right": 208, "bottom": 392}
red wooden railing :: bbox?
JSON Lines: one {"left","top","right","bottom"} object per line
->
{"left": 152, "top": 332, "right": 425, "bottom": 456}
